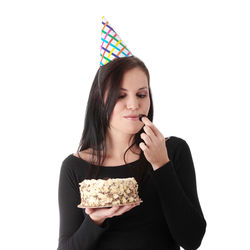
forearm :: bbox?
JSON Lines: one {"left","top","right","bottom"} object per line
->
{"left": 151, "top": 161, "right": 206, "bottom": 250}
{"left": 58, "top": 215, "right": 109, "bottom": 250}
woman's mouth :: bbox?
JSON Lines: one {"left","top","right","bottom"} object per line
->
{"left": 124, "top": 115, "right": 139, "bottom": 121}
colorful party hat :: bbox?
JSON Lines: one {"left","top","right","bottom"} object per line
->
{"left": 100, "top": 16, "right": 132, "bottom": 66}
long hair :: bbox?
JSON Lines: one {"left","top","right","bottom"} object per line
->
{"left": 76, "top": 56, "right": 154, "bottom": 179}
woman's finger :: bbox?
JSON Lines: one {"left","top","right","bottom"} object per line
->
{"left": 140, "top": 132, "right": 152, "bottom": 146}
{"left": 106, "top": 206, "right": 120, "bottom": 218}
{"left": 139, "top": 142, "right": 149, "bottom": 152}
{"left": 141, "top": 116, "right": 163, "bottom": 138}
{"left": 85, "top": 208, "right": 94, "bottom": 214}
{"left": 143, "top": 125, "right": 157, "bottom": 140}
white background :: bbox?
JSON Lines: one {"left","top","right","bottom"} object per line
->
{"left": 1, "top": 0, "right": 250, "bottom": 249}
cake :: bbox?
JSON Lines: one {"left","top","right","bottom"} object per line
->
{"left": 77, "top": 177, "right": 142, "bottom": 208}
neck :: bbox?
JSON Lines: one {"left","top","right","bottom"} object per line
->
{"left": 105, "top": 130, "right": 140, "bottom": 161}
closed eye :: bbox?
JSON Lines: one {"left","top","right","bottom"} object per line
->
{"left": 118, "top": 95, "right": 126, "bottom": 99}
{"left": 137, "top": 94, "right": 147, "bottom": 98}
{"left": 118, "top": 94, "right": 147, "bottom": 99}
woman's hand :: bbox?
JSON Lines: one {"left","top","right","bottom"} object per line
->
{"left": 139, "top": 116, "right": 170, "bottom": 170}
{"left": 85, "top": 203, "right": 140, "bottom": 226}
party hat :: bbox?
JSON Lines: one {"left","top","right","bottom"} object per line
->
{"left": 100, "top": 16, "right": 132, "bottom": 66}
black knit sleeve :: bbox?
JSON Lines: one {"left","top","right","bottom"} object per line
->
{"left": 57, "top": 158, "right": 110, "bottom": 250}
{"left": 150, "top": 138, "right": 207, "bottom": 250}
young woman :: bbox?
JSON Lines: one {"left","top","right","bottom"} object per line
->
{"left": 57, "top": 56, "right": 207, "bottom": 250}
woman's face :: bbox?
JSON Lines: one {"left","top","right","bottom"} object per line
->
{"left": 108, "top": 67, "right": 151, "bottom": 136}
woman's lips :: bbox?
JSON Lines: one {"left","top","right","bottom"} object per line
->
{"left": 124, "top": 114, "right": 146, "bottom": 121}
{"left": 124, "top": 115, "right": 139, "bottom": 121}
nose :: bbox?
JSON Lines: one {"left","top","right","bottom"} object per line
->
{"left": 126, "top": 96, "right": 139, "bottom": 110}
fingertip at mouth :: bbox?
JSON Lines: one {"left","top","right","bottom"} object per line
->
{"left": 139, "top": 114, "right": 147, "bottom": 122}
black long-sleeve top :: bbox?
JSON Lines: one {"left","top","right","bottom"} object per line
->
{"left": 57, "top": 136, "right": 207, "bottom": 250}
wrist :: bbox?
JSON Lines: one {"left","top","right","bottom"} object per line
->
{"left": 152, "top": 158, "right": 170, "bottom": 171}
{"left": 95, "top": 219, "right": 105, "bottom": 226}
{"left": 90, "top": 216, "right": 105, "bottom": 226}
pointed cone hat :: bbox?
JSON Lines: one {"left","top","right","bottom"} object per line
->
{"left": 100, "top": 17, "right": 132, "bottom": 66}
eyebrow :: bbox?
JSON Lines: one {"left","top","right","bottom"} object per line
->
{"left": 120, "top": 87, "right": 148, "bottom": 91}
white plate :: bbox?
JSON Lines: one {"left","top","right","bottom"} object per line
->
{"left": 77, "top": 199, "right": 143, "bottom": 209}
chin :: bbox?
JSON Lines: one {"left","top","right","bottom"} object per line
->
{"left": 124, "top": 125, "right": 143, "bottom": 135}
{"left": 110, "top": 123, "right": 143, "bottom": 135}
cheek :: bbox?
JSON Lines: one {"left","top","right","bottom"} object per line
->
{"left": 109, "top": 104, "right": 122, "bottom": 123}
{"left": 143, "top": 98, "right": 151, "bottom": 112}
